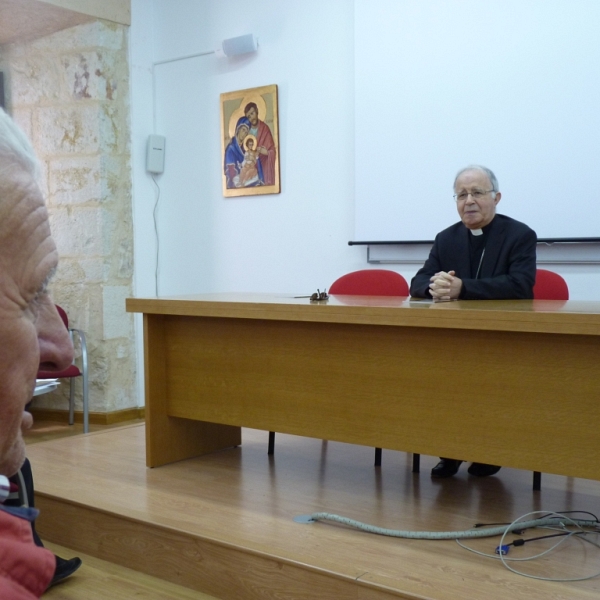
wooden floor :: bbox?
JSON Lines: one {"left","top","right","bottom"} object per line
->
{"left": 25, "top": 417, "right": 145, "bottom": 444}
{"left": 25, "top": 424, "right": 600, "bottom": 600}
{"left": 42, "top": 541, "right": 219, "bottom": 599}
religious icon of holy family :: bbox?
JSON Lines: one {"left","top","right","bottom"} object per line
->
{"left": 220, "top": 84, "right": 280, "bottom": 197}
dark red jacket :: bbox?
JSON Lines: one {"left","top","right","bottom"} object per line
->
{"left": 0, "top": 507, "right": 54, "bottom": 599}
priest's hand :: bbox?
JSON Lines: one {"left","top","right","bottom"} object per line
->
{"left": 429, "top": 270, "right": 462, "bottom": 300}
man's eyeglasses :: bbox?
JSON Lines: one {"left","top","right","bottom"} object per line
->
{"left": 453, "top": 189, "right": 495, "bottom": 202}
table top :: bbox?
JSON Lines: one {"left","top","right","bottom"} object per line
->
{"left": 126, "top": 293, "right": 600, "bottom": 335}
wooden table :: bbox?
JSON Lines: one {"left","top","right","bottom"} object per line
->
{"left": 126, "top": 293, "right": 600, "bottom": 479}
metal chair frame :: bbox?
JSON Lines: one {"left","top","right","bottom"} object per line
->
{"left": 37, "top": 305, "right": 90, "bottom": 434}
{"left": 67, "top": 325, "right": 89, "bottom": 434}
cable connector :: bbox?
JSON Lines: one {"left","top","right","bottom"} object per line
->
{"left": 495, "top": 545, "right": 510, "bottom": 555}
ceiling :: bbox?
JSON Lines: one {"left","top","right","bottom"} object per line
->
{"left": 0, "top": 0, "right": 93, "bottom": 46}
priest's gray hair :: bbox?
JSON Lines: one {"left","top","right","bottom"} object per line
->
{"left": 454, "top": 165, "right": 499, "bottom": 195}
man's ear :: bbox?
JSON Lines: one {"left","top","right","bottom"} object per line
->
{"left": 494, "top": 192, "right": 501, "bottom": 205}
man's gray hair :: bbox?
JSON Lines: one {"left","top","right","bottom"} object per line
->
{"left": 0, "top": 108, "right": 39, "bottom": 180}
{"left": 454, "top": 165, "right": 499, "bottom": 193}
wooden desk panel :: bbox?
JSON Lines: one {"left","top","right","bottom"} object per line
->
{"left": 128, "top": 294, "right": 600, "bottom": 477}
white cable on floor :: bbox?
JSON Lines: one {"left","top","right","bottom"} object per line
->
{"left": 497, "top": 511, "right": 600, "bottom": 582}
{"left": 306, "top": 512, "right": 597, "bottom": 540}
{"left": 456, "top": 525, "right": 580, "bottom": 561}
{"left": 302, "top": 510, "right": 600, "bottom": 582}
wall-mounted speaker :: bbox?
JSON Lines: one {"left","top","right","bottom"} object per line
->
{"left": 216, "top": 34, "right": 258, "bottom": 58}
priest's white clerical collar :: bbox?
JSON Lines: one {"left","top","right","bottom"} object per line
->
{"left": 470, "top": 228, "right": 483, "bottom": 236}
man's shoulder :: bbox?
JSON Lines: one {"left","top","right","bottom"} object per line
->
{"left": 494, "top": 214, "right": 537, "bottom": 236}
{"left": 257, "top": 119, "right": 273, "bottom": 134}
{"left": 435, "top": 221, "right": 464, "bottom": 239}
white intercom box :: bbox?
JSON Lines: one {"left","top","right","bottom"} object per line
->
{"left": 146, "top": 135, "right": 166, "bottom": 174}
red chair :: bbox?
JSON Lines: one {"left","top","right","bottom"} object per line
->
{"left": 268, "top": 270, "right": 414, "bottom": 470}
{"left": 534, "top": 269, "right": 569, "bottom": 301}
{"left": 37, "top": 305, "right": 89, "bottom": 433}
{"left": 328, "top": 269, "right": 409, "bottom": 297}
{"left": 331, "top": 270, "right": 411, "bottom": 467}
{"left": 529, "top": 269, "right": 569, "bottom": 490}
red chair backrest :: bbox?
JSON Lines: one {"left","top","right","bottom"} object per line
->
{"left": 55, "top": 304, "right": 69, "bottom": 328}
{"left": 533, "top": 269, "right": 569, "bottom": 300}
{"left": 329, "top": 269, "right": 409, "bottom": 296}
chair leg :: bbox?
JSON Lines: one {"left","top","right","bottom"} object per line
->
{"left": 268, "top": 431, "right": 275, "bottom": 455}
{"left": 69, "top": 379, "right": 75, "bottom": 426}
{"left": 83, "top": 375, "right": 89, "bottom": 434}
{"left": 412, "top": 453, "right": 420, "bottom": 473}
{"left": 374, "top": 447, "right": 382, "bottom": 466}
{"left": 533, "top": 471, "right": 541, "bottom": 491}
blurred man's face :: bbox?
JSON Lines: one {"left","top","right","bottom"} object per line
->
{"left": 0, "top": 168, "right": 73, "bottom": 476}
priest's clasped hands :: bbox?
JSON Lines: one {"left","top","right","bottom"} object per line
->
{"left": 429, "top": 270, "right": 463, "bottom": 301}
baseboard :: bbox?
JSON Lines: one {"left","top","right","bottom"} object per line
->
{"left": 29, "top": 407, "right": 145, "bottom": 425}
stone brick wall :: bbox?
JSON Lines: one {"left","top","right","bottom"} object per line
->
{"left": 0, "top": 20, "right": 136, "bottom": 414}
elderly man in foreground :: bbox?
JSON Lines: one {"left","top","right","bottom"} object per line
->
{"left": 0, "top": 107, "right": 80, "bottom": 597}
{"left": 410, "top": 165, "right": 537, "bottom": 478}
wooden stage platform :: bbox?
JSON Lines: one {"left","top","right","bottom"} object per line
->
{"left": 27, "top": 424, "right": 600, "bottom": 599}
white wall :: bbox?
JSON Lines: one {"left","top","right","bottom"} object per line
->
{"left": 131, "top": 0, "right": 373, "bottom": 300}
{"left": 129, "top": 0, "right": 599, "bottom": 405}
{"left": 130, "top": 0, "right": 156, "bottom": 406}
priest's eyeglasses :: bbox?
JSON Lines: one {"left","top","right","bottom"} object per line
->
{"left": 453, "top": 189, "right": 495, "bottom": 202}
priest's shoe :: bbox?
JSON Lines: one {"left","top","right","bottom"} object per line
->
{"left": 431, "top": 458, "right": 463, "bottom": 478}
{"left": 467, "top": 463, "right": 501, "bottom": 477}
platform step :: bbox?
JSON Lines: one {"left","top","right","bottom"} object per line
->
{"left": 42, "top": 541, "right": 219, "bottom": 599}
